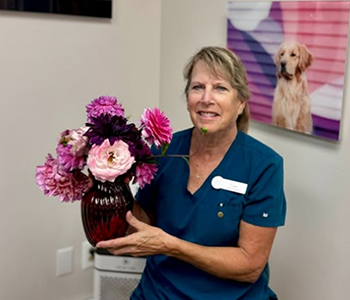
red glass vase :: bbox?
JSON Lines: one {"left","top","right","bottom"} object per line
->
{"left": 81, "top": 176, "right": 134, "bottom": 246}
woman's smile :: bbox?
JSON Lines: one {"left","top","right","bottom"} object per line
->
{"left": 187, "top": 60, "right": 245, "bottom": 136}
{"left": 198, "top": 111, "right": 219, "bottom": 118}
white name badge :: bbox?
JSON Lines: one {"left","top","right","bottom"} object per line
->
{"left": 211, "top": 176, "right": 248, "bottom": 195}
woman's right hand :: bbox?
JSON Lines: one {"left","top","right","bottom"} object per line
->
{"left": 96, "top": 210, "right": 170, "bottom": 257}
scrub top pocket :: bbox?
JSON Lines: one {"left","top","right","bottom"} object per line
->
{"left": 194, "top": 190, "right": 244, "bottom": 246}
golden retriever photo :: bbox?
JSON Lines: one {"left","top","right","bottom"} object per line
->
{"left": 272, "top": 41, "right": 314, "bottom": 134}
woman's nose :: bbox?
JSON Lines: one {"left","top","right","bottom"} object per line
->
{"left": 200, "top": 88, "right": 212, "bottom": 104}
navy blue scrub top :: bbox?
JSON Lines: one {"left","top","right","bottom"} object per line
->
{"left": 132, "top": 128, "right": 286, "bottom": 300}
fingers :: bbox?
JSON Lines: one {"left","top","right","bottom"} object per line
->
{"left": 95, "top": 235, "right": 142, "bottom": 257}
{"left": 126, "top": 211, "right": 145, "bottom": 231}
{"left": 96, "top": 213, "right": 145, "bottom": 247}
{"left": 96, "top": 237, "right": 126, "bottom": 249}
{"left": 95, "top": 213, "right": 161, "bottom": 257}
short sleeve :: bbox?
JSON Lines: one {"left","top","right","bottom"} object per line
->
{"left": 242, "top": 155, "right": 286, "bottom": 227}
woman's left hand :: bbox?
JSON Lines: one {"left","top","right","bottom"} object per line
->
{"left": 96, "top": 211, "right": 169, "bottom": 257}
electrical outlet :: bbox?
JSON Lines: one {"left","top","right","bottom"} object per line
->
{"left": 56, "top": 247, "right": 73, "bottom": 276}
{"left": 82, "top": 241, "right": 95, "bottom": 269}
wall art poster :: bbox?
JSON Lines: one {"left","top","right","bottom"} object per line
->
{"left": 227, "top": 1, "right": 350, "bottom": 141}
{"left": 0, "top": 0, "right": 112, "bottom": 18}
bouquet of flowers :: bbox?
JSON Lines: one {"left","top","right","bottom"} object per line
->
{"left": 35, "top": 95, "right": 172, "bottom": 202}
{"left": 35, "top": 96, "right": 172, "bottom": 245}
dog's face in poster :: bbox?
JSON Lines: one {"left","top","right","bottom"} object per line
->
{"left": 275, "top": 41, "right": 313, "bottom": 80}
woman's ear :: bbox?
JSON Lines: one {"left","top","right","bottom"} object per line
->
{"left": 239, "top": 101, "right": 246, "bottom": 115}
{"left": 237, "top": 103, "right": 250, "bottom": 133}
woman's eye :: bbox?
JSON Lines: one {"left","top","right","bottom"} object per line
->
{"left": 192, "top": 85, "right": 202, "bottom": 90}
{"left": 216, "top": 86, "right": 227, "bottom": 91}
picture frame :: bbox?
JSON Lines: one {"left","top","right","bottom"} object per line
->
{"left": 0, "top": 0, "right": 112, "bottom": 18}
{"left": 227, "top": 1, "right": 350, "bottom": 141}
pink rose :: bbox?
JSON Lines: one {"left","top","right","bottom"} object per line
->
{"left": 87, "top": 139, "right": 135, "bottom": 182}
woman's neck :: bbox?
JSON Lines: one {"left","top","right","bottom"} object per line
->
{"left": 190, "top": 127, "right": 238, "bottom": 160}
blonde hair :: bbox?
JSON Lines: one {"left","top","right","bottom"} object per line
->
{"left": 183, "top": 46, "right": 250, "bottom": 133}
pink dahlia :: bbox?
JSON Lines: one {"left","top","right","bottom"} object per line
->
{"left": 86, "top": 96, "right": 125, "bottom": 122}
{"left": 35, "top": 154, "right": 89, "bottom": 202}
{"left": 132, "top": 162, "right": 158, "bottom": 189}
{"left": 56, "top": 129, "right": 87, "bottom": 172}
{"left": 87, "top": 139, "right": 135, "bottom": 183}
{"left": 140, "top": 108, "right": 172, "bottom": 148}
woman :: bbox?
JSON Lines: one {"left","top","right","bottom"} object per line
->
{"left": 96, "top": 46, "right": 286, "bottom": 300}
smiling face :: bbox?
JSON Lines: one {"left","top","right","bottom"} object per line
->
{"left": 187, "top": 60, "right": 245, "bottom": 138}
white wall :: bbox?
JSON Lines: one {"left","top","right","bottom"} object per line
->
{"left": 0, "top": 1, "right": 161, "bottom": 299}
{"left": 160, "top": 1, "right": 350, "bottom": 300}
{"left": 2, "top": 1, "right": 350, "bottom": 300}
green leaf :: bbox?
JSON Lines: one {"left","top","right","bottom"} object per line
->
{"left": 201, "top": 127, "right": 208, "bottom": 135}
{"left": 182, "top": 157, "right": 189, "bottom": 165}
{"left": 161, "top": 143, "right": 170, "bottom": 156}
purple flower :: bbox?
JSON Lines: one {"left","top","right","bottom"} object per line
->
{"left": 86, "top": 96, "right": 124, "bottom": 122}
{"left": 56, "top": 129, "right": 87, "bottom": 172}
{"left": 134, "top": 139, "right": 154, "bottom": 162}
{"left": 35, "top": 154, "right": 89, "bottom": 202}
{"left": 140, "top": 108, "right": 172, "bottom": 148}
{"left": 85, "top": 114, "right": 143, "bottom": 158}
{"left": 132, "top": 162, "right": 158, "bottom": 189}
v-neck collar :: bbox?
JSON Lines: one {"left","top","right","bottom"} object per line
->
{"left": 185, "top": 129, "right": 243, "bottom": 199}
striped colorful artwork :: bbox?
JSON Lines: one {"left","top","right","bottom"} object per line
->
{"left": 227, "top": 1, "right": 350, "bottom": 141}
